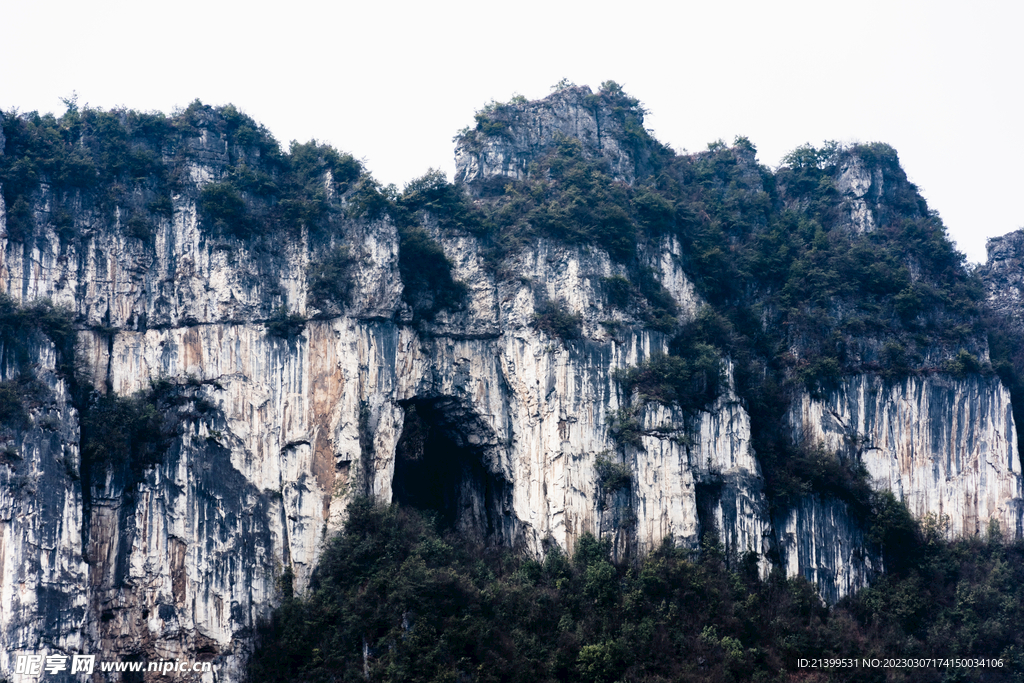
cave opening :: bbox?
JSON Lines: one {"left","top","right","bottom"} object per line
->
{"left": 392, "top": 399, "right": 515, "bottom": 543}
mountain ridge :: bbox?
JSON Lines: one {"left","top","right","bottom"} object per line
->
{"left": 0, "top": 84, "right": 1022, "bottom": 681}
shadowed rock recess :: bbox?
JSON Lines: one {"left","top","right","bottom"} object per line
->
{"left": 1, "top": 85, "right": 1022, "bottom": 680}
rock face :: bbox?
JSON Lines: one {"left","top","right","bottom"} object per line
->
{"left": 0, "top": 338, "right": 90, "bottom": 681}
{"left": 780, "top": 373, "right": 1024, "bottom": 603}
{"left": 1, "top": 92, "right": 1023, "bottom": 681}
{"left": 783, "top": 143, "right": 927, "bottom": 237}
{"left": 775, "top": 495, "right": 876, "bottom": 605}
{"left": 789, "top": 374, "right": 1022, "bottom": 539}
{"left": 0, "top": 103, "right": 771, "bottom": 681}
{"left": 980, "top": 229, "right": 1024, "bottom": 331}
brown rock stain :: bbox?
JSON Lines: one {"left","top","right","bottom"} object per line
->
{"left": 88, "top": 507, "right": 119, "bottom": 589}
{"left": 181, "top": 327, "right": 203, "bottom": 372}
{"left": 308, "top": 322, "right": 343, "bottom": 519}
{"left": 170, "top": 537, "right": 187, "bottom": 605}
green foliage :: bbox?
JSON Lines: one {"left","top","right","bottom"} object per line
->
{"left": 348, "top": 177, "right": 396, "bottom": 221}
{"left": 634, "top": 268, "right": 679, "bottom": 332}
{"left": 0, "top": 294, "right": 77, "bottom": 379}
{"left": 0, "top": 295, "right": 74, "bottom": 447}
{"left": 80, "top": 391, "right": 163, "bottom": 470}
{"left": 770, "top": 443, "right": 874, "bottom": 516}
{"left": 616, "top": 350, "right": 715, "bottom": 407}
{"left": 344, "top": 170, "right": 470, "bottom": 321}
{"left": 252, "top": 500, "right": 1024, "bottom": 683}
{"left": 631, "top": 187, "right": 675, "bottom": 234}
{"left": 197, "top": 136, "right": 361, "bottom": 239}
{"left": 629, "top": 137, "right": 990, "bottom": 516}
{"left": 605, "top": 405, "right": 644, "bottom": 450}
{"left": 307, "top": 246, "right": 355, "bottom": 316}
{"left": 944, "top": 348, "right": 982, "bottom": 377}
{"left": 399, "top": 169, "right": 481, "bottom": 233}
{"left": 781, "top": 140, "right": 842, "bottom": 170}
{"left": 473, "top": 137, "right": 640, "bottom": 263}
{"left": 0, "top": 103, "right": 362, "bottom": 245}
{"left": 124, "top": 212, "right": 155, "bottom": 242}
{"left": 845, "top": 499, "right": 1024, "bottom": 673}
{"left": 0, "top": 106, "right": 182, "bottom": 244}
{"left": 531, "top": 298, "right": 583, "bottom": 341}
{"left": 397, "top": 224, "right": 468, "bottom": 321}
{"left": 277, "top": 140, "right": 360, "bottom": 228}
{"left": 289, "top": 139, "right": 361, "bottom": 190}
{"left": 265, "top": 307, "right": 307, "bottom": 339}
{"left": 601, "top": 275, "right": 633, "bottom": 310}
{"left": 0, "top": 381, "right": 27, "bottom": 428}
{"left": 733, "top": 135, "right": 756, "bottom": 153}
{"left": 615, "top": 337, "right": 722, "bottom": 413}
{"left": 879, "top": 341, "right": 914, "bottom": 379}
{"left": 79, "top": 377, "right": 222, "bottom": 485}
{"left": 199, "top": 181, "right": 251, "bottom": 237}
{"left": 603, "top": 314, "right": 726, "bottom": 450}
{"left": 593, "top": 452, "right": 631, "bottom": 492}
{"left": 867, "top": 491, "right": 921, "bottom": 572}
{"left": 0, "top": 378, "right": 47, "bottom": 430}
{"left": 474, "top": 111, "right": 511, "bottom": 138}
{"left": 797, "top": 355, "right": 842, "bottom": 395}
{"left": 985, "top": 311, "right": 1024, "bottom": 456}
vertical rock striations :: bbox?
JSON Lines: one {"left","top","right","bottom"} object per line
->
{"left": 789, "top": 374, "right": 1022, "bottom": 539}
{"left": 0, "top": 336, "right": 89, "bottom": 678}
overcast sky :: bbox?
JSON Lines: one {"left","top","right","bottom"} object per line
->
{"left": 3, "top": 0, "right": 1021, "bottom": 263}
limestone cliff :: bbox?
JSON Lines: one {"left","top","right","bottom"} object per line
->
{"left": 1, "top": 88, "right": 1022, "bottom": 682}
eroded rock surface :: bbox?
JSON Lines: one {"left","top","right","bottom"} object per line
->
{"left": 789, "top": 374, "right": 1022, "bottom": 539}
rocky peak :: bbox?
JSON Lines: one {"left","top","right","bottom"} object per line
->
{"left": 779, "top": 142, "right": 927, "bottom": 235}
{"left": 453, "top": 83, "right": 654, "bottom": 193}
{"left": 985, "top": 229, "right": 1024, "bottom": 265}
{"left": 980, "top": 229, "right": 1024, "bottom": 327}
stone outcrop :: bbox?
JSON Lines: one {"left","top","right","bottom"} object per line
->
{"left": 781, "top": 373, "right": 1024, "bottom": 602}
{"left": 453, "top": 85, "right": 645, "bottom": 191}
{"left": 775, "top": 495, "right": 876, "bottom": 605}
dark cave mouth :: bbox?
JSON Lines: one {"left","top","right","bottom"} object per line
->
{"left": 391, "top": 399, "right": 514, "bottom": 542}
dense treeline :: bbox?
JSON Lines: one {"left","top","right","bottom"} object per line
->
{"left": 249, "top": 500, "right": 1024, "bottom": 683}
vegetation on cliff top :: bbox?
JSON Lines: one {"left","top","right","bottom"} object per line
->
{"left": 1, "top": 101, "right": 468, "bottom": 321}
{"left": 0, "top": 100, "right": 363, "bottom": 244}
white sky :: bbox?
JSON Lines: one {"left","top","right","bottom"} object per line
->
{"left": 3, "top": 0, "right": 1021, "bottom": 264}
